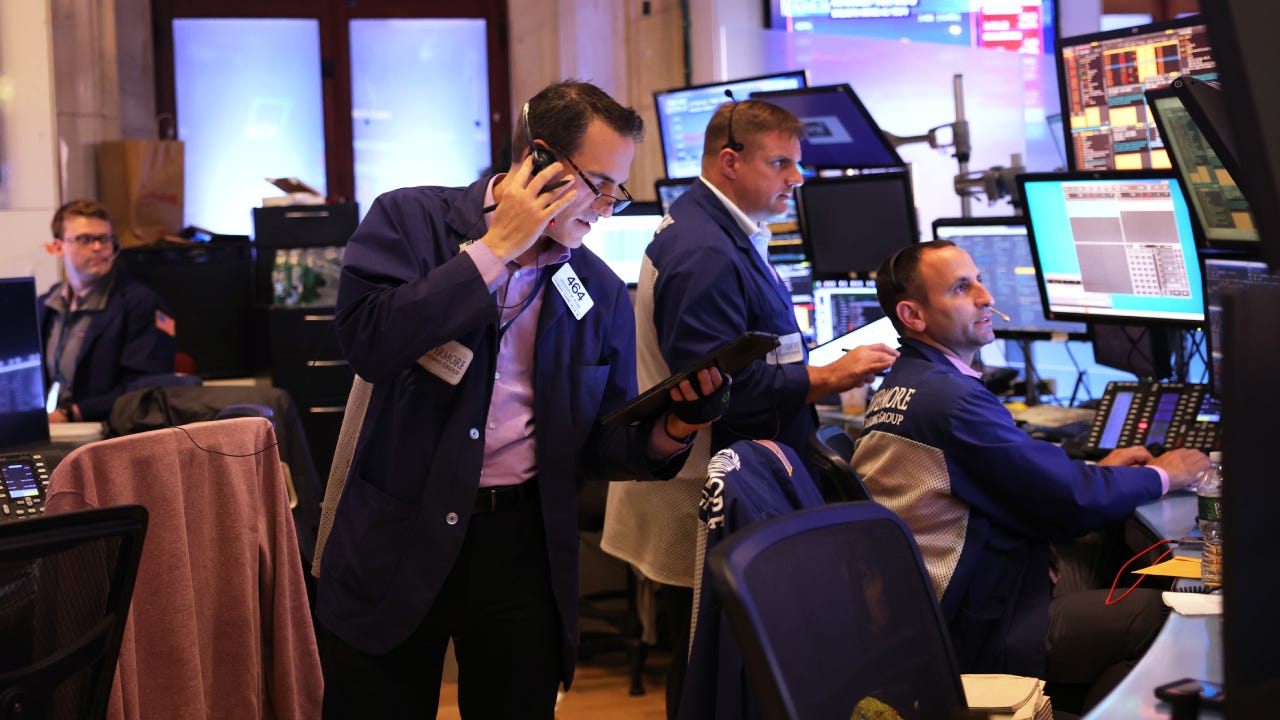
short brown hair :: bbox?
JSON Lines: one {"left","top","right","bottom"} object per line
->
{"left": 51, "top": 199, "right": 111, "bottom": 239}
{"left": 876, "top": 240, "right": 956, "bottom": 333}
{"left": 702, "top": 99, "right": 804, "bottom": 159}
{"left": 513, "top": 80, "right": 644, "bottom": 159}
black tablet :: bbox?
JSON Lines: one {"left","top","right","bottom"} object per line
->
{"left": 602, "top": 331, "right": 780, "bottom": 427}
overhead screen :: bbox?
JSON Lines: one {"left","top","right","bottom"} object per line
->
{"left": 750, "top": 84, "right": 903, "bottom": 171}
{"left": 1019, "top": 171, "right": 1205, "bottom": 326}
{"left": 1057, "top": 16, "right": 1217, "bottom": 172}
{"left": 931, "top": 218, "right": 1088, "bottom": 339}
{"left": 1146, "top": 79, "right": 1258, "bottom": 249}
{"left": 767, "top": 0, "right": 1057, "bottom": 56}
{"left": 653, "top": 71, "right": 808, "bottom": 180}
{"left": 796, "top": 170, "right": 918, "bottom": 280}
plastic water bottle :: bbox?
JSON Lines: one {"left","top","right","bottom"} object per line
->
{"left": 1197, "top": 452, "right": 1223, "bottom": 589}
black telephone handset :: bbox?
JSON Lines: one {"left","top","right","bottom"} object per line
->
{"left": 1080, "top": 381, "right": 1222, "bottom": 459}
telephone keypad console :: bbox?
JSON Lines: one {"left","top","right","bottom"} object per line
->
{"left": 0, "top": 455, "right": 50, "bottom": 523}
{"left": 1082, "top": 382, "right": 1222, "bottom": 458}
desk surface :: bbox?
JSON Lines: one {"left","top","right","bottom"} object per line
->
{"left": 1085, "top": 492, "right": 1222, "bottom": 719}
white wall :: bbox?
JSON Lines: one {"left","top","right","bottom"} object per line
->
{"left": 0, "top": 0, "right": 61, "bottom": 289}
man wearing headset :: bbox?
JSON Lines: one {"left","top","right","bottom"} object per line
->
{"left": 317, "top": 80, "right": 725, "bottom": 719}
{"left": 37, "top": 199, "right": 176, "bottom": 423}
{"left": 853, "top": 240, "right": 1209, "bottom": 713}
{"left": 601, "top": 99, "right": 898, "bottom": 717}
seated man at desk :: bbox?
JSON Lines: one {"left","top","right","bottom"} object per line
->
{"left": 38, "top": 200, "right": 176, "bottom": 422}
{"left": 851, "top": 240, "right": 1209, "bottom": 712}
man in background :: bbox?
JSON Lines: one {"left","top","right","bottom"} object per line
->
{"left": 38, "top": 199, "right": 176, "bottom": 422}
{"left": 602, "top": 99, "right": 897, "bottom": 716}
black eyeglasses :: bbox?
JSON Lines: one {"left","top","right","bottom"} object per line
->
{"left": 64, "top": 233, "right": 117, "bottom": 247}
{"left": 555, "top": 150, "right": 632, "bottom": 214}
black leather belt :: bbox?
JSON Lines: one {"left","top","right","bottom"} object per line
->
{"left": 473, "top": 479, "right": 537, "bottom": 514}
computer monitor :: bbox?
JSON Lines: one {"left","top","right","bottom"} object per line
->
{"left": 655, "top": 178, "right": 695, "bottom": 215}
{"left": 931, "top": 217, "right": 1089, "bottom": 339}
{"left": 0, "top": 277, "right": 50, "bottom": 452}
{"left": 579, "top": 202, "right": 663, "bottom": 286}
{"left": 1019, "top": 171, "right": 1206, "bottom": 326}
{"left": 796, "top": 170, "right": 917, "bottom": 280}
{"left": 810, "top": 279, "right": 883, "bottom": 346}
{"left": 769, "top": 231, "right": 816, "bottom": 345}
{"left": 750, "top": 84, "right": 903, "bottom": 171}
{"left": 654, "top": 71, "right": 808, "bottom": 180}
{"left": 1200, "top": 0, "right": 1280, "bottom": 272}
{"left": 1202, "top": 257, "right": 1280, "bottom": 398}
{"left": 1057, "top": 16, "right": 1217, "bottom": 172}
{"left": 1145, "top": 81, "right": 1258, "bottom": 250}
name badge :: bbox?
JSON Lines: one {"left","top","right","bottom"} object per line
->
{"left": 552, "top": 264, "right": 594, "bottom": 320}
{"left": 768, "top": 332, "right": 806, "bottom": 365}
{"left": 417, "top": 340, "right": 474, "bottom": 385}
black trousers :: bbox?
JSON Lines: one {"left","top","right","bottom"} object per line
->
{"left": 321, "top": 486, "right": 562, "bottom": 719}
{"left": 1044, "top": 528, "right": 1166, "bottom": 715}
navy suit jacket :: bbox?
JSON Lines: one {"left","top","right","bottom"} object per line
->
{"left": 316, "top": 177, "right": 683, "bottom": 682}
{"left": 644, "top": 179, "right": 814, "bottom": 456}
{"left": 36, "top": 270, "right": 176, "bottom": 421}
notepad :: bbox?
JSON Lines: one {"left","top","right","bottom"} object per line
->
{"left": 1133, "top": 556, "right": 1202, "bottom": 579}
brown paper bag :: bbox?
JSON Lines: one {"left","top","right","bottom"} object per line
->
{"left": 97, "top": 139, "right": 185, "bottom": 247}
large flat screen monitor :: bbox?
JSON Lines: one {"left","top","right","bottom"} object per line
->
{"left": 931, "top": 217, "right": 1088, "bottom": 339}
{"left": 767, "top": 0, "right": 1056, "bottom": 56}
{"left": 750, "top": 84, "right": 903, "bottom": 171}
{"left": 811, "top": 279, "right": 883, "bottom": 346}
{"left": 579, "top": 202, "right": 663, "bottom": 286}
{"left": 796, "top": 170, "right": 917, "bottom": 280}
{"left": 654, "top": 71, "right": 808, "bottom": 181}
{"left": 0, "top": 277, "right": 50, "bottom": 452}
{"left": 1200, "top": 1, "right": 1280, "bottom": 273}
{"left": 1057, "top": 16, "right": 1217, "bottom": 172}
{"left": 1145, "top": 80, "right": 1258, "bottom": 250}
{"left": 1019, "top": 171, "right": 1206, "bottom": 326}
{"left": 1202, "top": 257, "right": 1280, "bottom": 399}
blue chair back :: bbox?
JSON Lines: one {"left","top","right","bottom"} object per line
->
{"left": 708, "top": 501, "right": 967, "bottom": 720}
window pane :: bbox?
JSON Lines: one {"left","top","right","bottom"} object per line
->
{"left": 350, "top": 18, "right": 490, "bottom": 219}
{"left": 173, "top": 18, "right": 327, "bottom": 235}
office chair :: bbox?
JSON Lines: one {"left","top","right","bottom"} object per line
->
{"left": 807, "top": 424, "right": 872, "bottom": 502}
{"left": 577, "top": 480, "right": 647, "bottom": 695}
{"left": 0, "top": 505, "right": 148, "bottom": 720}
{"left": 707, "top": 502, "right": 968, "bottom": 720}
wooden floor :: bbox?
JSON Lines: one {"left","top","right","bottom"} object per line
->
{"left": 437, "top": 651, "right": 671, "bottom": 719}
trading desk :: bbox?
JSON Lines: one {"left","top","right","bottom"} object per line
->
{"left": 1085, "top": 492, "right": 1223, "bottom": 719}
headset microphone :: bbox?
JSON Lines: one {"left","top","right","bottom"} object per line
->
{"left": 723, "top": 89, "right": 744, "bottom": 152}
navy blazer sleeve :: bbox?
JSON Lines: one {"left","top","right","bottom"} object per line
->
{"left": 334, "top": 189, "right": 497, "bottom": 382}
{"left": 944, "top": 385, "right": 1162, "bottom": 541}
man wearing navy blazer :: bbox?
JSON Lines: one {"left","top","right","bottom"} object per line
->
{"left": 317, "top": 80, "right": 723, "bottom": 719}
{"left": 37, "top": 199, "right": 175, "bottom": 422}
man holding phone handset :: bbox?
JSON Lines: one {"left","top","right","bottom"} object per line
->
{"left": 602, "top": 98, "right": 896, "bottom": 716}
{"left": 317, "top": 80, "right": 725, "bottom": 718}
